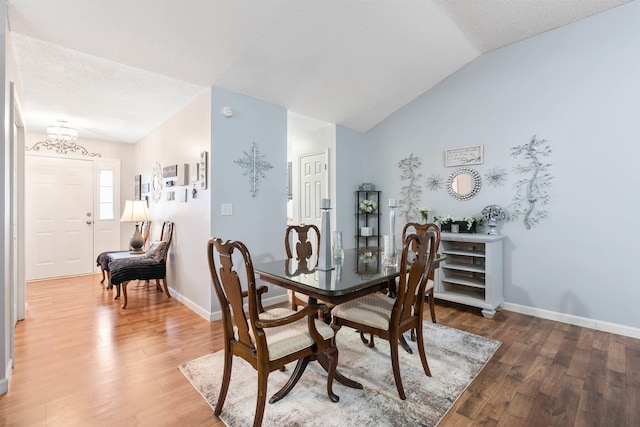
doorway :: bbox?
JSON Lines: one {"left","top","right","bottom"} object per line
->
{"left": 25, "top": 155, "right": 121, "bottom": 280}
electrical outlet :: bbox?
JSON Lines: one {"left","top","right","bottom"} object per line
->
{"left": 221, "top": 203, "right": 233, "bottom": 216}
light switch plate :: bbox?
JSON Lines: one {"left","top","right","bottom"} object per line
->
{"left": 221, "top": 203, "right": 233, "bottom": 216}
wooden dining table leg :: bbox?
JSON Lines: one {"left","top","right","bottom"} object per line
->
{"left": 316, "top": 352, "right": 363, "bottom": 389}
{"left": 269, "top": 356, "right": 311, "bottom": 403}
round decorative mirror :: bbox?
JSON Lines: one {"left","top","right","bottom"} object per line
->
{"left": 447, "top": 167, "right": 482, "bottom": 201}
{"left": 152, "top": 162, "right": 163, "bottom": 202}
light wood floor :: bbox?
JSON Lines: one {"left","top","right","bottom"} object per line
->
{"left": 1, "top": 274, "right": 638, "bottom": 426}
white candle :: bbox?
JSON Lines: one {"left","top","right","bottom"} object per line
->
{"left": 321, "top": 198, "right": 330, "bottom": 209}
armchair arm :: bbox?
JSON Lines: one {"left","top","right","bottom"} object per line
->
{"left": 242, "top": 285, "right": 269, "bottom": 313}
{"left": 254, "top": 304, "right": 326, "bottom": 329}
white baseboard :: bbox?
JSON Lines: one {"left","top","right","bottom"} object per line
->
{"left": 1, "top": 358, "right": 13, "bottom": 395}
{"left": 169, "top": 288, "right": 290, "bottom": 322}
{"left": 502, "top": 302, "right": 640, "bottom": 340}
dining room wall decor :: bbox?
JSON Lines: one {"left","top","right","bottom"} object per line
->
{"left": 234, "top": 142, "right": 273, "bottom": 197}
{"left": 510, "top": 135, "right": 553, "bottom": 230}
{"left": 397, "top": 153, "right": 422, "bottom": 223}
{"left": 199, "top": 151, "right": 208, "bottom": 189}
{"left": 484, "top": 167, "right": 508, "bottom": 187}
{"left": 426, "top": 174, "right": 444, "bottom": 191}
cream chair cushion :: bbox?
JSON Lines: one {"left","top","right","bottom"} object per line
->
{"left": 331, "top": 293, "right": 394, "bottom": 331}
{"left": 242, "top": 307, "right": 334, "bottom": 361}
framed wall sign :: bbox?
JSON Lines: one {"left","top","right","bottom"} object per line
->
{"left": 444, "top": 145, "right": 484, "bottom": 167}
{"left": 162, "top": 164, "right": 178, "bottom": 178}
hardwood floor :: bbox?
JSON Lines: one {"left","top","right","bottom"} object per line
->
{"left": 1, "top": 274, "right": 638, "bottom": 426}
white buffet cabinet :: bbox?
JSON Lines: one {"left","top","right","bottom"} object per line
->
{"left": 434, "top": 233, "right": 505, "bottom": 318}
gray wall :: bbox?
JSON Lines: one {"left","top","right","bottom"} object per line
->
{"left": 210, "top": 87, "right": 288, "bottom": 309}
{"left": 364, "top": 1, "right": 640, "bottom": 329}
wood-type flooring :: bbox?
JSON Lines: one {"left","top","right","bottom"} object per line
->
{"left": 1, "top": 274, "right": 638, "bottom": 426}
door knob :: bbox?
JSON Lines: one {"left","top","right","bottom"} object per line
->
{"left": 86, "top": 220, "right": 93, "bottom": 225}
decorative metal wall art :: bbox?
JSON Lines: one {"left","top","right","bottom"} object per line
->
{"left": 397, "top": 153, "right": 422, "bottom": 223}
{"left": 511, "top": 135, "right": 553, "bottom": 230}
{"left": 425, "top": 174, "right": 444, "bottom": 191}
{"left": 484, "top": 167, "right": 508, "bottom": 187}
{"left": 26, "top": 140, "right": 101, "bottom": 157}
{"left": 234, "top": 142, "right": 273, "bottom": 197}
{"left": 151, "top": 162, "right": 163, "bottom": 203}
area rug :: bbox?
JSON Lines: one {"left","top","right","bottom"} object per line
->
{"left": 179, "top": 322, "right": 501, "bottom": 426}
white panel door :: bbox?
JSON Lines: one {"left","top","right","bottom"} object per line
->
{"left": 26, "top": 156, "right": 95, "bottom": 280}
{"left": 299, "top": 152, "right": 326, "bottom": 229}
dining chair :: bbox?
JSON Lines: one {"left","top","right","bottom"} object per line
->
{"left": 284, "top": 224, "right": 320, "bottom": 310}
{"left": 330, "top": 231, "right": 438, "bottom": 400}
{"left": 109, "top": 221, "right": 174, "bottom": 308}
{"left": 207, "top": 237, "right": 338, "bottom": 427}
{"left": 96, "top": 220, "right": 151, "bottom": 285}
{"left": 401, "top": 222, "right": 441, "bottom": 324}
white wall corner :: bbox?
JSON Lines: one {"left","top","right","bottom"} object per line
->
{"left": 501, "top": 302, "right": 640, "bottom": 340}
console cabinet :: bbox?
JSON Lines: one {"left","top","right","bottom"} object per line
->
{"left": 434, "top": 233, "right": 505, "bottom": 318}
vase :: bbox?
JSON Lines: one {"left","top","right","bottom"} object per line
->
{"left": 487, "top": 218, "right": 498, "bottom": 235}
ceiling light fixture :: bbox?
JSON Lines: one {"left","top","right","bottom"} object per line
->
{"left": 47, "top": 119, "right": 78, "bottom": 141}
{"left": 26, "top": 119, "right": 101, "bottom": 157}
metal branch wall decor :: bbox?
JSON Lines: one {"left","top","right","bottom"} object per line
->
{"left": 425, "top": 174, "right": 444, "bottom": 191}
{"left": 398, "top": 153, "right": 422, "bottom": 222}
{"left": 234, "top": 142, "right": 273, "bottom": 197}
{"left": 26, "top": 140, "right": 101, "bottom": 157}
{"left": 511, "top": 135, "right": 553, "bottom": 230}
{"left": 484, "top": 167, "right": 508, "bottom": 187}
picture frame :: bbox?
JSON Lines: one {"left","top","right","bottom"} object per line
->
{"left": 199, "top": 151, "right": 208, "bottom": 189}
{"left": 162, "top": 164, "right": 178, "bottom": 178}
{"left": 444, "top": 145, "right": 484, "bottom": 167}
{"left": 134, "top": 175, "right": 141, "bottom": 200}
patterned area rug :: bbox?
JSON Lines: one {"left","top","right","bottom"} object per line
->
{"left": 179, "top": 322, "right": 501, "bottom": 426}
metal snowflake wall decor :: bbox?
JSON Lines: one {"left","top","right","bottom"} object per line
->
{"left": 234, "top": 142, "right": 273, "bottom": 197}
{"left": 398, "top": 153, "right": 422, "bottom": 222}
{"left": 484, "top": 167, "right": 508, "bottom": 187}
{"left": 510, "top": 135, "right": 553, "bottom": 230}
{"left": 425, "top": 174, "right": 444, "bottom": 191}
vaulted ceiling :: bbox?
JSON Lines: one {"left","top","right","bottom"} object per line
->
{"left": 7, "top": 0, "right": 631, "bottom": 143}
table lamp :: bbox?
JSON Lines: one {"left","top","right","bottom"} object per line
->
{"left": 120, "top": 200, "right": 151, "bottom": 253}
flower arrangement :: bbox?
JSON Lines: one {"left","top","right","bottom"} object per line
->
{"left": 481, "top": 205, "right": 507, "bottom": 222}
{"left": 418, "top": 207, "right": 431, "bottom": 223}
{"left": 359, "top": 199, "right": 377, "bottom": 213}
{"left": 434, "top": 214, "right": 483, "bottom": 232}
{"left": 358, "top": 251, "right": 377, "bottom": 264}
{"left": 481, "top": 204, "right": 507, "bottom": 235}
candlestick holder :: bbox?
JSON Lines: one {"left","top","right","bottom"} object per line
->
{"left": 318, "top": 198, "right": 334, "bottom": 271}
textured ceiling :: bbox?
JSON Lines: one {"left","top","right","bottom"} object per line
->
{"left": 7, "top": 0, "right": 631, "bottom": 143}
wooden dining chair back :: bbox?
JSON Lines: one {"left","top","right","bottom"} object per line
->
{"left": 284, "top": 224, "right": 320, "bottom": 310}
{"left": 207, "top": 237, "right": 338, "bottom": 427}
{"left": 331, "top": 231, "right": 438, "bottom": 400}
{"left": 401, "top": 222, "right": 441, "bottom": 323}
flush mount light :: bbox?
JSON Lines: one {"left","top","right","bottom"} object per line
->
{"left": 222, "top": 107, "right": 233, "bottom": 118}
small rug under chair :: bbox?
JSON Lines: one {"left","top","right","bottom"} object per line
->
{"left": 179, "top": 322, "right": 501, "bottom": 426}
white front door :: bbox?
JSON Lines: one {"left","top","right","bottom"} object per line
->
{"left": 298, "top": 151, "right": 327, "bottom": 229}
{"left": 26, "top": 156, "right": 95, "bottom": 280}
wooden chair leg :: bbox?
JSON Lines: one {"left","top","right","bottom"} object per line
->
{"left": 161, "top": 278, "right": 170, "bottom": 298}
{"left": 390, "top": 333, "right": 406, "bottom": 400}
{"left": 416, "top": 321, "right": 432, "bottom": 377}
{"left": 155, "top": 279, "right": 162, "bottom": 291}
{"left": 121, "top": 281, "right": 129, "bottom": 308}
{"left": 254, "top": 369, "right": 269, "bottom": 427}
{"left": 428, "top": 290, "right": 437, "bottom": 323}
{"left": 214, "top": 348, "right": 233, "bottom": 416}
{"left": 324, "top": 346, "right": 339, "bottom": 402}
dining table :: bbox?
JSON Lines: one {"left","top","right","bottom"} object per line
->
{"left": 253, "top": 247, "right": 445, "bottom": 395}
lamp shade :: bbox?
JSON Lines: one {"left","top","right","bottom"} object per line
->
{"left": 120, "top": 200, "right": 151, "bottom": 223}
